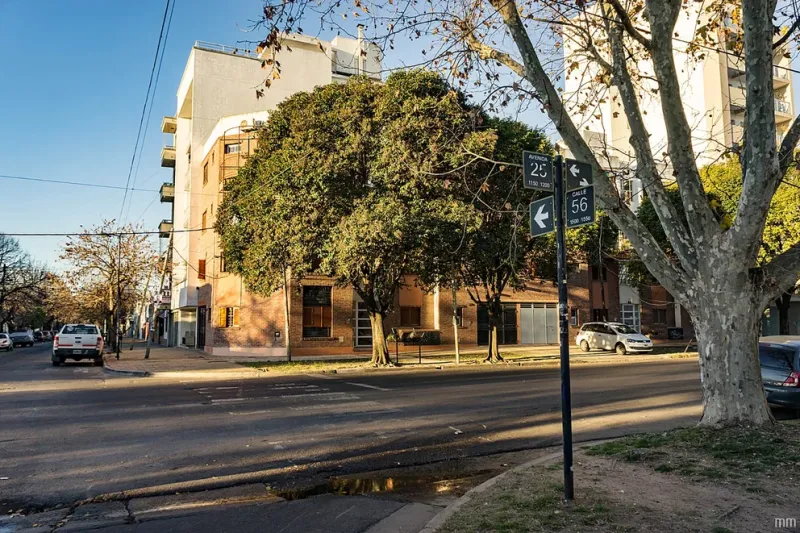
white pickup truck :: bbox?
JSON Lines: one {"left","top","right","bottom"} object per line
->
{"left": 52, "top": 324, "right": 104, "bottom": 366}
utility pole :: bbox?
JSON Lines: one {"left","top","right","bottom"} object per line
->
{"left": 115, "top": 233, "right": 122, "bottom": 360}
{"left": 554, "top": 155, "right": 574, "bottom": 501}
{"left": 452, "top": 286, "right": 460, "bottom": 365}
{"left": 146, "top": 232, "right": 172, "bottom": 359}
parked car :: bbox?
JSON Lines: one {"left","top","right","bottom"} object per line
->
{"left": 33, "top": 331, "right": 43, "bottom": 343}
{"left": 0, "top": 333, "right": 13, "bottom": 352}
{"left": 576, "top": 322, "right": 653, "bottom": 355}
{"left": 52, "top": 324, "right": 104, "bottom": 366}
{"left": 759, "top": 341, "right": 800, "bottom": 410}
{"left": 42, "top": 331, "right": 53, "bottom": 342}
{"left": 10, "top": 331, "right": 34, "bottom": 347}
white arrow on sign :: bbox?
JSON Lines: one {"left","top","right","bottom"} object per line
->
{"left": 580, "top": 178, "right": 590, "bottom": 187}
{"left": 534, "top": 203, "right": 550, "bottom": 229}
{"left": 569, "top": 164, "right": 579, "bottom": 177}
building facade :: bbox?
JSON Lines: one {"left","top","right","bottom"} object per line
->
{"left": 563, "top": 5, "right": 794, "bottom": 339}
{"left": 159, "top": 32, "right": 382, "bottom": 347}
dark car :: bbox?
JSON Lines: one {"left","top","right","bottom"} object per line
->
{"left": 759, "top": 342, "right": 800, "bottom": 410}
{"left": 33, "top": 331, "right": 43, "bottom": 343}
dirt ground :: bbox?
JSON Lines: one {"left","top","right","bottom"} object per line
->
{"left": 440, "top": 423, "right": 800, "bottom": 533}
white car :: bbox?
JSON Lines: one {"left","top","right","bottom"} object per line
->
{"left": 0, "top": 333, "right": 13, "bottom": 352}
{"left": 576, "top": 322, "right": 653, "bottom": 355}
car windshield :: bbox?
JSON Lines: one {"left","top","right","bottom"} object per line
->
{"left": 0, "top": 334, "right": 7, "bottom": 339}
{"left": 613, "top": 325, "right": 638, "bottom": 334}
{"left": 62, "top": 326, "right": 98, "bottom": 335}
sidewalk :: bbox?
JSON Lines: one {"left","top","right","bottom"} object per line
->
{"left": 104, "top": 339, "right": 696, "bottom": 379}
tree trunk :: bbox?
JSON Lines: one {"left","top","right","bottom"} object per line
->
{"left": 283, "top": 268, "right": 292, "bottom": 362}
{"left": 485, "top": 299, "right": 503, "bottom": 363}
{"left": 369, "top": 311, "right": 392, "bottom": 366}
{"left": 776, "top": 292, "right": 792, "bottom": 335}
{"left": 694, "top": 301, "right": 773, "bottom": 426}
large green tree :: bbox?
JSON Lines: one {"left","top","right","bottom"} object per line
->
{"left": 217, "top": 71, "right": 478, "bottom": 365}
{"left": 434, "top": 118, "right": 617, "bottom": 363}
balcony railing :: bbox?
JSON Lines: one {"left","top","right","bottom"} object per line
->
{"left": 160, "top": 182, "right": 175, "bottom": 203}
{"left": 158, "top": 220, "right": 173, "bottom": 238}
{"left": 161, "top": 146, "right": 176, "bottom": 168}
{"left": 774, "top": 66, "right": 790, "bottom": 81}
{"left": 775, "top": 99, "right": 792, "bottom": 115}
{"left": 194, "top": 41, "right": 260, "bottom": 59}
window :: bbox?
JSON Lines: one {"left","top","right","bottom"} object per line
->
{"left": 400, "top": 307, "right": 421, "bottom": 327}
{"left": 455, "top": 306, "right": 464, "bottom": 327}
{"left": 219, "top": 255, "right": 227, "bottom": 273}
{"left": 622, "top": 179, "right": 633, "bottom": 203}
{"left": 591, "top": 265, "right": 607, "bottom": 281}
{"left": 303, "top": 286, "right": 332, "bottom": 338}
{"left": 653, "top": 308, "right": 667, "bottom": 324}
{"left": 218, "top": 307, "right": 239, "bottom": 328}
{"left": 224, "top": 143, "right": 241, "bottom": 154}
{"left": 620, "top": 304, "right": 641, "bottom": 332}
{"left": 211, "top": 151, "right": 215, "bottom": 164}
{"left": 202, "top": 210, "right": 207, "bottom": 232}
{"left": 203, "top": 162, "right": 208, "bottom": 185}
{"left": 198, "top": 259, "right": 206, "bottom": 280}
{"left": 592, "top": 308, "right": 608, "bottom": 322}
{"left": 570, "top": 308, "right": 579, "bottom": 326}
{"left": 759, "top": 346, "right": 795, "bottom": 370}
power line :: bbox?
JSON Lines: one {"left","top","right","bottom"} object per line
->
{"left": 118, "top": 0, "right": 174, "bottom": 221}
{"left": 0, "top": 173, "right": 218, "bottom": 196}
{"left": 125, "top": 0, "right": 177, "bottom": 222}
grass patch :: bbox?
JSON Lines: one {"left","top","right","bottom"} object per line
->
{"left": 239, "top": 359, "right": 368, "bottom": 373}
{"left": 439, "top": 472, "right": 615, "bottom": 533}
{"left": 586, "top": 423, "right": 800, "bottom": 483}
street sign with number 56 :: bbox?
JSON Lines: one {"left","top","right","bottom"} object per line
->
{"left": 565, "top": 186, "right": 595, "bottom": 228}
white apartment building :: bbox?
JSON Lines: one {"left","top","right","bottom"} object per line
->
{"left": 562, "top": 5, "right": 794, "bottom": 334}
{"left": 159, "top": 31, "right": 382, "bottom": 347}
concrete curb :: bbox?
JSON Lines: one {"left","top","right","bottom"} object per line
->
{"left": 102, "top": 358, "right": 150, "bottom": 378}
{"left": 417, "top": 451, "right": 564, "bottom": 533}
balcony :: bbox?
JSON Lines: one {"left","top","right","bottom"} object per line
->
{"left": 728, "top": 85, "right": 746, "bottom": 110}
{"left": 161, "top": 146, "right": 176, "bottom": 168}
{"left": 775, "top": 99, "right": 793, "bottom": 122}
{"left": 160, "top": 182, "right": 175, "bottom": 203}
{"left": 161, "top": 116, "right": 177, "bottom": 134}
{"left": 774, "top": 66, "right": 791, "bottom": 86}
{"left": 158, "top": 219, "right": 173, "bottom": 238}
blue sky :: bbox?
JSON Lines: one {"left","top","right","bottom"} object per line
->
{"left": 0, "top": 0, "right": 265, "bottom": 268}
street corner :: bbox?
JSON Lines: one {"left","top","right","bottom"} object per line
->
{"left": 102, "top": 355, "right": 150, "bottom": 377}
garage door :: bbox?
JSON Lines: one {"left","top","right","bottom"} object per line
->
{"left": 520, "top": 303, "right": 558, "bottom": 344}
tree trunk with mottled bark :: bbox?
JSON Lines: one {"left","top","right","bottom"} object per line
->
{"left": 695, "top": 296, "right": 773, "bottom": 426}
{"left": 485, "top": 298, "right": 503, "bottom": 363}
{"left": 369, "top": 311, "right": 392, "bottom": 366}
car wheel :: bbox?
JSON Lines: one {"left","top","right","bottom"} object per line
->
{"left": 615, "top": 343, "right": 627, "bottom": 355}
{"left": 580, "top": 340, "right": 590, "bottom": 352}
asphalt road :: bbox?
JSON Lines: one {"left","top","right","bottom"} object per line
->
{"left": 0, "top": 342, "right": 703, "bottom": 515}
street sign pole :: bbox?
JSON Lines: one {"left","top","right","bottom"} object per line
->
{"left": 554, "top": 155, "right": 574, "bottom": 502}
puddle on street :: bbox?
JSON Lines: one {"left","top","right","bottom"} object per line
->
{"left": 271, "top": 471, "right": 493, "bottom": 501}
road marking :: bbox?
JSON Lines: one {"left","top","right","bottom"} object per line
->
{"left": 449, "top": 426, "right": 464, "bottom": 435}
{"left": 197, "top": 386, "right": 238, "bottom": 391}
{"left": 280, "top": 392, "right": 358, "bottom": 399}
{"left": 344, "top": 382, "right": 392, "bottom": 391}
{"left": 228, "top": 410, "right": 269, "bottom": 416}
{"left": 268, "top": 385, "right": 324, "bottom": 391}
{"left": 306, "top": 373, "right": 338, "bottom": 380}
{"left": 289, "top": 401, "right": 380, "bottom": 411}
{"left": 210, "top": 398, "right": 248, "bottom": 404}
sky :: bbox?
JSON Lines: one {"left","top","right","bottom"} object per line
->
{"left": 0, "top": 0, "right": 267, "bottom": 269}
